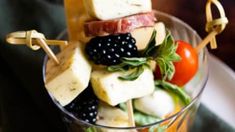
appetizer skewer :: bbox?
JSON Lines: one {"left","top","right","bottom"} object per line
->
{"left": 5, "top": 0, "right": 228, "bottom": 131}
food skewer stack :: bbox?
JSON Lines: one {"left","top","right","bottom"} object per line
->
{"left": 5, "top": 0, "right": 228, "bottom": 131}
{"left": 64, "top": 0, "right": 158, "bottom": 127}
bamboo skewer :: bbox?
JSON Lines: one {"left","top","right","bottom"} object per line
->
{"left": 36, "top": 38, "right": 60, "bottom": 64}
{"left": 195, "top": 0, "right": 228, "bottom": 53}
{"left": 6, "top": 30, "right": 67, "bottom": 65}
{"left": 126, "top": 100, "right": 135, "bottom": 127}
{"left": 6, "top": 30, "right": 68, "bottom": 49}
{"left": 195, "top": 31, "right": 217, "bottom": 53}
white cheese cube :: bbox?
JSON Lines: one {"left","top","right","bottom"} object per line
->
{"left": 96, "top": 103, "right": 129, "bottom": 130}
{"left": 91, "top": 68, "right": 155, "bottom": 106}
{"left": 131, "top": 22, "right": 166, "bottom": 50}
{"left": 83, "top": 0, "right": 152, "bottom": 20}
{"left": 45, "top": 42, "right": 92, "bottom": 106}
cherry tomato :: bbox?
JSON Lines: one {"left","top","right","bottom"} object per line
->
{"left": 170, "top": 40, "right": 198, "bottom": 86}
{"left": 154, "top": 40, "right": 198, "bottom": 86}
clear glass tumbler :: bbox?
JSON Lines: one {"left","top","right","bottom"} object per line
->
{"left": 43, "top": 11, "right": 208, "bottom": 132}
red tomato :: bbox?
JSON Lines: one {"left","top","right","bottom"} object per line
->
{"left": 154, "top": 40, "right": 198, "bottom": 86}
{"left": 170, "top": 40, "right": 198, "bottom": 86}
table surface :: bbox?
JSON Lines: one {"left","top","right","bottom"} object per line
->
{"left": 153, "top": 0, "right": 235, "bottom": 71}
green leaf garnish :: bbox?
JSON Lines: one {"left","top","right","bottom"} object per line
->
{"left": 155, "top": 32, "right": 180, "bottom": 80}
{"left": 118, "top": 66, "right": 145, "bottom": 81}
{"left": 119, "top": 103, "right": 127, "bottom": 111}
{"left": 119, "top": 103, "right": 161, "bottom": 126}
{"left": 107, "top": 57, "right": 150, "bottom": 81}
{"left": 107, "top": 29, "right": 180, "bottom": 81}
{"left": 157, "top": 125, "right": 168, "bottom": 132}
{"left": 148, "top": 124, "right": 168, "bottom": 132}
{"left": 142, "top": 30, "right": 181, "bottom": 80}
{"left": 84, "top": 127, "right": 97, "bottom": 132}
{"left": 134, "top": 111, "right": 161, "bottom": 126}
{"left": 155, "top": 80, "right": 191, "bottom": 105}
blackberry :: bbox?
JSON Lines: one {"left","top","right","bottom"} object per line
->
{"left": 64, "top": 86, "right": 98, "bottom": 124}
{"left": 85, "top": 33, "right": 138, "bottom": 65}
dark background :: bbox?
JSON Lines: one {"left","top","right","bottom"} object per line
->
{"left": 153, "top": 0, "right": 235, "bottom": 71}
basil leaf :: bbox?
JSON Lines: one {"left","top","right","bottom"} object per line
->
{"left": 119, "top": 66, "right": 145, "bottom": 81}
{"left": 85, "top": 127, "right": 97, "bottom": 132}
{"left": 148, "top": 126, "right": 156, "bottom": 132}
{"left": 148, "top": 124, "right": 168, "bottom": 132}
{"left": 157, "top": 125, "right": 168, "bottom": 132}
{"left": 107, "top": 29, "right": 181, "bottom": 81}
{"left": 134, "top": 111, "right": 161, "bottom": 126}
{"left": 165, "top": 61, "right": 175, "bottom": 80}
{"left": 122, "top": 57, "right": 148, "bottom": 66}
{"left": 107, "top": 63, "right": 127, "bottom": 72}
{"left": 107, "top": 57, "right": 150, "bottom": 81}
{"left": 119, "top": 103, "right": 127, "bottom": 111}
{"left": 154, "top": 31, "right": 181, "bottom": 81}
{"left": 167, "top": 53, "right": 181, "bottom": 61}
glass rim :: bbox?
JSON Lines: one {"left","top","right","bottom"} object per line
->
{"left": 42, "top": 10, "right": 209, "bottom": 130}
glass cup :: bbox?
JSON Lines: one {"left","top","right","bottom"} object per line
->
{"left": 43, "top": 11, "right": 208, "bottom": 132}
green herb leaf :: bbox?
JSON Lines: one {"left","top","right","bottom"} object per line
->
{"left": 122, "top": 57, "right": 149, "bottom": 67}
{"left": 85, "top": 127, "right": 97, "bottom": 132}
{"left": 107, "top": 63, "right": 127, "bottom": 72}
{"left": 142, "top": 30, "right": 181, "bottom": 80}
{"left": 118, "top": 66, "right": 145, "bottom": 81}
{"left": 119, "top": 103, "right": 127, "bottom": 111}
{"left": 157, "top": 125, "right": 168, "bottom": 132}
{"left": 148, "top": 124, "right": 167, "bottom": 132}
{"left": 107, "top": 57, "right": 150, "bottom": 81}
{"left": 155, "top": 80, "right": 191, "bottom": 105}
{"left": 134, "top": 111, "right": 161, "bottom": 126}
{"left": 154, "top": 32, "right": 181, "bottom": 80}
{"left": 148, "top": 126, "right": 156, "bottom": 132}
{"left": 107, "top": 29, "right": 181, "bottom": 81}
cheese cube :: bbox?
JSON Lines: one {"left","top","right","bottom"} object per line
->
{"left": 96, "top": 103, "right": 129, "bottom": 130}
{"left": 83, "top": 0, "right": 152, "bottom": 20}
{"left": 131, "top": 22, "right": 166, "bottom": 50}
{"left": 91, "top": 68, "right": 155, "bottom": 106}
{"left": 45, "top": 42, "right": 92, "bottom": 106}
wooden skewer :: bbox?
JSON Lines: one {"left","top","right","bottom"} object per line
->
{"left": 36, "top": 38, "right": 60, "bottom": 65}
{"left": 195, "top": 0, "right": 228, "bottom": 53}
{"left": 6, "top": 30, "right": 68, "bottom": 47}
{"left": 6, "top": 30, "right": 65, "bottom": 65}
{"left": 195, "top": 31, "right": 217, "bottom": 53}
{"left": 126, "top": 100, "right": 135, "bottom": 127}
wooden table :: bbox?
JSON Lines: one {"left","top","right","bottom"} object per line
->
{"left": 153, "top": 0, "right": 235, "bottom": 70}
